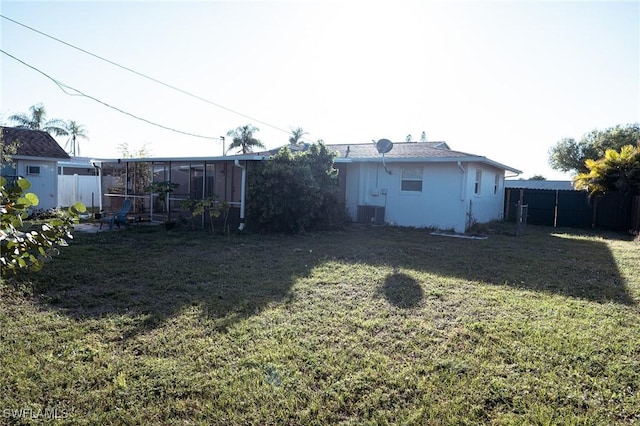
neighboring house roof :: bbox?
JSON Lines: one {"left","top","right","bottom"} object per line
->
{"left": 505, "top": 180, "right": 576, "bottom": 191}
{"left": 1, "top": 126, "right": 70, "bottom": 160}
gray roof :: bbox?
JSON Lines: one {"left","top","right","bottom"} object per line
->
{"left": 256, "top": 141, "right": 450, "bottom": 158}
{"left": 1, "top": 127, "right": 70, "bottom": 160}
{"left": 505, "top": 180, "right": 575, "bottom": 191}
{"left": 328, "top": 141, "right": 454, "bottom": 159}
{"left": 325, "top": 142, "right": 521, "bottom": 174}
{"left": 98, "top": 141, "right": 521, "bottom": 174}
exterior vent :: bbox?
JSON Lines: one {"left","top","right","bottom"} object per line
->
{"left": 357, "top": 205, "right": 385, "bottom": 225}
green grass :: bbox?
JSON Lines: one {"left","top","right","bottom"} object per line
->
{"left": 1, "top": 223, "right": 639, "bottom": 425}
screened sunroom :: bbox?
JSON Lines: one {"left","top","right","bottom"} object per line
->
{"left": 97, "top": 156, "right": 254, "bottom": 229}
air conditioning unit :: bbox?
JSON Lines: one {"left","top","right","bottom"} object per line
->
{"left": 357, "top": 205, "right": 385, "bottom": 225}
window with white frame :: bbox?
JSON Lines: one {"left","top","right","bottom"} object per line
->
{"left": 474, "top": 169, "right": 482, "bottom": 194}
{"left": 401, "top": 167, "right": 423, "bottom": 192}
{"left": 26, "top": 165, "right": 41, "bottom": 176}
{"left": 494, "top": 174, "right": 500, "bottom": 195}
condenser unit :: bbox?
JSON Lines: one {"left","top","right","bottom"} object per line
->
{"left": 357, "top": 205, "right": 385, "bottom": 225}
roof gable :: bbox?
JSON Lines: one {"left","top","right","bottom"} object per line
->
{"left": 1, "top": 126, "right": 70, "bottom": 160}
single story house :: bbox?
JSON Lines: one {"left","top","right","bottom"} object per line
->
{"left": 329, "top": 142, "right": 521, "bottom": 232}
{"left": 1, "top": 126, "right": 71, "bottom": 210}
{"left": 94, "top": 141, "right": 521, "bottom": 233}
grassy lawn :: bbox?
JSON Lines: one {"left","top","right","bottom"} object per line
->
{"left": 1, "top": 223, "right": 639, "bottom": 425}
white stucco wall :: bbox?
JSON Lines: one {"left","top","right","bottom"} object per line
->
{"left": 343, "top": 160, "right": 506, "bottom": 232}
{"left": 464, "top": 163, "right": 506, "bottom": 225}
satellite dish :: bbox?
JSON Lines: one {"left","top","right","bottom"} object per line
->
{"left": 376, "top": 139, "right": 393, "bottom": 154}
{"left": 375, "top": 139, "right": 393, "bottom": 175}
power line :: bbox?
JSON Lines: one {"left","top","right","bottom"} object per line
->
{"left": 0, "top": 14, "right": 292, "bottom": 137}
{"left": 0, "top": 49, "right": 220, "bottom": 140}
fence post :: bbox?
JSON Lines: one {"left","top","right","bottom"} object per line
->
{"left": 553, "top": 189, "right": 559, "bottom": 228}
{"left": 632, "top": 195, "right": 640, "bottom": 232}
{"left": 516, "top": 202, "right": 528, "bottom": 236}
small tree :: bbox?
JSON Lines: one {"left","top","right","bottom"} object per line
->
{"left": 180, "top": 196, "right": 229, "bottom": 235}
{"left": 1, "top": 177, "right": 85, "bottom": 275}
{"left": 118, "top": 143, "right": 152, "bottom": 213}
{"left": 145, "top": 181, "right": 178, "bottom": 213}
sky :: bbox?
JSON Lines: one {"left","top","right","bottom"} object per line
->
{"left": 1, "top": 0, "right": 638, "bottom": 180}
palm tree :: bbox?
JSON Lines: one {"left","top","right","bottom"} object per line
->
{"left": 8, "top": 104, "right": 68, "bottom": 137}
{"left": 64, "top": 120, "right": 89, "bottom": 156}
{"left": 226, "top": 124, "right": 265, "bottom": 154}
{"left": 289, "top": 127, "right": 308, "bottom": 146}
{"left": 573, "top": 144, "right": 640, "bottom": 199}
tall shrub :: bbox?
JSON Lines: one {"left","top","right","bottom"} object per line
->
{"left": 247, "top": 143, "right": 346, "bottom": 233}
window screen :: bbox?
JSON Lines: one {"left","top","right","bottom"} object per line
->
{"left": 401, "top": 167, "right": 423, "bottom": 192}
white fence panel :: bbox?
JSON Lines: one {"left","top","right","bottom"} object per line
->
{"left": 58, "top": 175, "right": 101, "bottom": 209}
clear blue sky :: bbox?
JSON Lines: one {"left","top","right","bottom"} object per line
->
{"left": 1, "top": 0, "right": 638, "bottom": 180}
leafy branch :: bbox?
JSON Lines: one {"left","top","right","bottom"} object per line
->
{"left": 1, "top": 177, "right": 85, "bottom": 275}
{"left": 180, "top": 196, "right": 229, "bottom": 235}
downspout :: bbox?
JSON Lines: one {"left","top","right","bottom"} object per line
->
{"left": 457, "top": 161, "right": 466, "bottom": 201}
{"left": 234, "top": 159, "right": 246, "bottom": 230}
{"left": 58, "top": 164, "right": 63, "bottom": 209}
{"left": 95, "top": 163, "right": 102, "bottom": 212}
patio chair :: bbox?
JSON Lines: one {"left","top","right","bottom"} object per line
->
{"left": 99, "top": 199, "right": 133, "bottom": 230}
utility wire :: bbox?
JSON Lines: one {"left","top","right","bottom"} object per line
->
{"left": 0, "top": 14, "right": 292, "bottom": 136}
{"left": 1, "top": 49, "right": 219, "bottom": 140}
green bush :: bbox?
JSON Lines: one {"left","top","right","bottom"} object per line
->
{"left": 180, "top": 196, "right": 229, "bottom": 234}
{"left": 247, "top": 143, "right": 348, "bottom": 233}
{"left": 1, "top": 177, "right": 84, "bottom": 275}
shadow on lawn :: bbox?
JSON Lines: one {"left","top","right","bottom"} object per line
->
{"left": 378, "top": 271, "right": 423, "bottom": 309}
{"left": 20, "top": 229, "right": 319, "bottom": 339}
{"left": 342, "top": 225, "right": 636, "bottom": 306}
{"left": 18, "top": 224, "right": 635, "bottom": 339}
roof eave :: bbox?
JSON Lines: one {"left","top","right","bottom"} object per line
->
{"left": 334, "top": 156, "right": 522, "bottom": 174}
{"left": 94, "top": 154, "right": 268, "bottom": 163}
{"left": 9, "top": 154, "right": 71, "bottom": 162}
